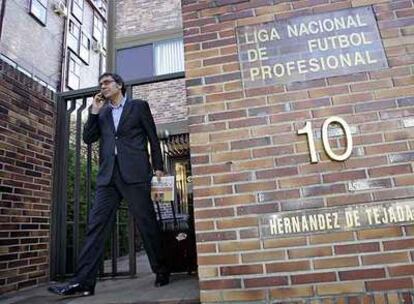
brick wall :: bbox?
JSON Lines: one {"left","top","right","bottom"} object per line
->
{"left": 183, "top": 0, "right": 414, "bottom": 302}
{"left": 132, "top": 78, "right": 187, "bottom": 124}
{"left": 0, "top": 60, "right": 55, "bottom": 294}
{"left": 115, "top": 0, "right": 182, "bottom": 39}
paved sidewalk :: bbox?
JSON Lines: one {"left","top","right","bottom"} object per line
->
{"left": 0, "top": 254, "right": 200, "bottom": 304}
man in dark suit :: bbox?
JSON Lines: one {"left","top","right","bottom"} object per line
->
{"left": 48, "top": 73, "right": 169, "bottom": 297}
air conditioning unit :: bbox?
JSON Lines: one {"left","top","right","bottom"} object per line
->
{"left": 53, "top": 1, "right": 68, "bottom": 17}
{"left": 92, "top": 41, "right": 104, "bottom": 54}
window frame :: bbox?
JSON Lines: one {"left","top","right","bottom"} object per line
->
{"left": 79, "top": 32, "right": 91, "bottom": 65}
{"left": 67, "top": 20, "right": 81, "bottom": 54}
{"left": 93, "top": 13, "right": 103, "bottom": 42}
{"left": 153, "top": 38, "right": 185, "bottom": 76}
{"left": 29, "top": 0, "right": 48, "bottom": 25}
{"left": 67, "top": 52, "right": 81, "bottom": 90}
{"left": 71, "top": 0, "right": 84, "bottom": 23}
{"left": 115, "top": 37, "right": 185, "bottom": 81}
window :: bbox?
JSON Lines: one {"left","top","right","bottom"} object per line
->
{"left": 116, "top": 38, "right": 184, "bottom": 81}
{"left": 154, "top": 38, "right": 184, "bottom": 76}
{"left": 67, "top": 20, "right": 81, "bottom": 53}
{"left": 103, "top": 26, "right": 107, "bottom": 49}
{"left": 93, "top": 14, "right": 103, "bottom": 42}
{"left": 100, "top": 54, "right": 107, "bottom": 75}
{"left": 29, "top": 0, "right": 48, "bottom": 25}
{"left": 79, "top": 32, "right": 90, "bottom": 64}
{"left": 94, "top": 0, "right": 107, "bottom": 18}
{"left": 116, "top": 44, "right": 153, "bottom": 81}
{"left": 72, "top": 0, "right": 84, "bottom": 22}
{"left": 67, "top": 52, "right": 81, "bottom": 90}
{"left": 93, "top": 13, "right": 107, "bottom": 51}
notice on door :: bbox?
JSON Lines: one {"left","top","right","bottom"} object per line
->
{"left": 236, "top": 6, "right": 388, "bottom": 88}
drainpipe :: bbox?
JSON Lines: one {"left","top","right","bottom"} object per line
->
{"left": 0, "top": 0, "right": 7, "bottom": 41}
{"left": 58, "top": 1, "right": 70, "bottom": 92}
{"left": 106, "top": 0, "right": 115, "bottom": 72}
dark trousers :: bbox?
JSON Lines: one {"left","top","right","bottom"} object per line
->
{"left": 72, "top": 159, "right": 167, "bottom": 287}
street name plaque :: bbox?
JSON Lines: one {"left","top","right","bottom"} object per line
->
{"left": 260, "top": 200, "right": 414, "bottom": 238}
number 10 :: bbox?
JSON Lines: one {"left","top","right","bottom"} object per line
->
{"left": 297, "top": 116, "right": 353, "bottom": 163}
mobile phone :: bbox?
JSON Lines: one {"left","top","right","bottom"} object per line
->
{"left": 96, "top": 92, "right": 106, "bottom": 103}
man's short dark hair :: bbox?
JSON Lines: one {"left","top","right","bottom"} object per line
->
{"left": 99, "top": 72, "right": 126, "bottom": 96}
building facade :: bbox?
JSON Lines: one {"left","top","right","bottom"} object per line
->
{"left": 182, "top": 0, "right": 414, "bottom": 302}
{"left": 0, "top": 0, "right": 108, "bottom": 91}
{"left": 2, "top": 0, "right": 414, "bottom": 302}
{"left": 113, "top": 0, "right": 187, "bottom": 127}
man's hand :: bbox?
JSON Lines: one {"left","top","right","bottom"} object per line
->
{"left": 154, "top": 170, "right": 164, "bottom": 181}
{"left": 91, "top": 93, "right": 105, "bottom": 114}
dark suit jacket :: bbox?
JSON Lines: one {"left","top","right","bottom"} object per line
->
{"left": 83, "top": 98, "right": 163, "bottom": 186}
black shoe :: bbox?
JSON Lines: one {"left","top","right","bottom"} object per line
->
{"left": 47, "top": 282, "right": 95, "bottom": 296}
{"left": 154, "top": 272, "right": 170, "bottom": 287}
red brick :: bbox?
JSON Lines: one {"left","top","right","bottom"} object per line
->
{"left": 198, "top": 254, "right": 239, "bottom": 266}
{"left": 252, "top": 145, "right": 295, "bottom": 158}
{"left": 301, "top": 161, "right": 345, "bottom": 174}
{"left": 228, "top": 117, "right": 267, "bottom": 129}
{"left": 344, "top": 156, "right": 388, "bottom": 170}
{"left": 362, "top": 252, "right": 409, "bottom": 265}
{"left": 218, "top": 240, "right": 260, "bottom": 252}
{"left": 256, "top": 167, "right": 298, "bottom": 179}
{"left": 303, "top": 184, "right": 347, "bottom": 197}
{"left": 216, "top": 217, "right": 258, "bottom": 229}
{"left": 199, "top": 278, "right": 241, "bottom": 290}
{"left": 220, "top": 264, "right": 263, "bottom": 276}
{"left": 310, "top": 231, "right": 354, "bottom": 244}
{"left": 221, "top": 290, "right": 266, "bottom": 301}
{"left": 270, "top": 111, "right": 311, "bottom": 124}
{"left": 292, "top": 272, "right": 336, "bottom": 284}
{"left": 197, "top": 243, "right": 216, "bottom": 254}
{"left": 270, "top": 287, "right": 313, "bottom": 301}
{"left": 383, "top": 238, "right": 414, "bottom": 250}
{"left": 237, "top": 202, "right": 280, "bottom": 215}
{"left": 313, "top": 256, "right": 359, "bottom": 270}
{"left": 241, "top": 250, "right": 285, "bottom": 263}
{"left": 339, "top": 268, "right": 386, "bottom": 281}
{"left": 194, "top": 185, "right": 233, "bottom": 197}
{"left": 197, "top": 231, "right": 237, "bottom": 243}
{"left": 366, "top": 278, "right": 413, "bottom": 291}
{"left": 266, "top": 260, "right": 311, "bottom": 273}
{"left": 358, "top": 227, "right": 403, "bottom": 240}
{"left": 245, "top": 85, "right": 284, "bottom": 97}
{"left": 288, "top": 246, "right": 332, "bottom": 259}
{"left": 195, "top": 221, "right": 214, "bottom": 231}
{"left": 332, "top": 92, "right": 374, "bottom": 105}
{"left": 279, "top": 175, "right": 321, "bottom": 188}
{"left": 227, "top": 97, "right": 266, "bottom": 110}
{"left": 292, "top": 97, "right": 331, "bottom": 110}
{"left": 214, "top": 194, "right": 256, "bottom": 206}
{"left": 213, "top": 172, "right": 252, "bottom": 184}
{"left": 388, "top": 264, "right": 414, "bottom": 277}
{"left": 335, "top": 242, "right": 380, "bottom": 255}
{"left": 231, "top": 137, "right": 271, "bottom": 150}
{"left": 323, "top": 170, "right": 367, "bottom": 183}
{"left": 244, "top": 276, "right": 288, "bottom": 288}
{"left": 254, "top": 189, "right": 300, "bottom": 202}
{"left": 235, "top": 181, "right": 276, "bottom": 193}
{"left": 195, "top": 207, "right": 234, "bottom": 219}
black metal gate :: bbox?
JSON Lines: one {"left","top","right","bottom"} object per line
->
{"left": 50, "top": 73, "right": 187, "bottom": 280}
